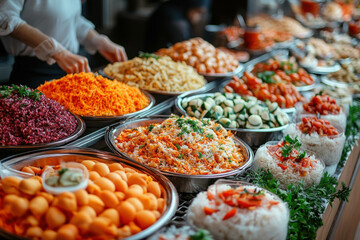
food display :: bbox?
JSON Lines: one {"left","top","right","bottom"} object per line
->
{"left": 114, "top": 115, "right": 246, "bottom": 175}
{"left": 103, "top": 54, "right": 206, "bottom": 93}
{"left": 156, "top": 38, "right": 239, "bottom": 74}
{"left": 254, "top": 135, "right": 325, "bottom": 188}
{"left": 326, "top": 59, "right": 360, "bottom": 93}
{"left": 314, "top": 85, "right": 353, "bottom": 113}
{"left": 297, "top": 94, "right": 347, "bottom": 130}
{"left": 332, "top": 43, "right": 360, "bottom": 59}
{"left": 321, "top": 31, "right": 355, "bottom": 45}
{"left": 180, "top": 92, "right": 289, "bottom": 129}
{"left": 148, "top": 225, "right": 212, "bottom": 240}
{"left": 285, "top": 117, "right": 345, "bottom": 166}
{"left": 187, "top": 182, "right": 289, "bottom": 240}
{"left": 0, "top": 155, "right": 173, "bottom": 239}
{"left": 37, "top": 72, "right": 150, "bottom": 117}
{"left": 0, "top": 85, "right": 78, "bottom": 146}
{"left": 251, "top": 57, "right": 315, "bottom": 87}
{"left": 224, "top": 73, "right": 304, "bottom": 108}
{"left": 247, "top": 15, "right": 312, "bottom": 38}
{"left": 217, "top": 47, "right": 250, "bottom": 62}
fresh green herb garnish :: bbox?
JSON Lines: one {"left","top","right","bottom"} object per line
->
{"left": 190, "top": 229, "right": 213, "bottom": 240}
{"left": 139, "top": 145, "right": 145, "bottom": 149}
{"left": 297, "top": 151, "right": 306, "bottom": 160}
{"left": 198, "top": 152, "right": 203, "bottom": 158}
{"left": 206, "top": 133, "right": 214, "bottom": 139}
{"left": 215, "top": 126, "right": 222, "bottom": 131}
{"left": 178, "top": 154, "right": 183, "bottom": 159}
{"left": 58, "top": 168, "right": 68, "bottom": 176}
{"left": 257, "top": 71, "right": 276, "bottom": 84}
{"left": 0, "top": 85, "right": 43, "bottom": 101}
{"left": 281, "top": 135, "right": 303, "bottom": 158}
{"left": 315, "top": 91, "right": 323, "bottom": 96}
{"left": 139, "top": 52, "right": 160, "bottom": 59}
{"left": 148, "top": 124, "right": 154, "bottom": 132}
{"left": 175, "top": 144, "right": 181, "bottom": 150}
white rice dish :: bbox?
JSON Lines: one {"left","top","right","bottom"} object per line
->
{"left": 254, "top": 143, "right": 325, "bottom": 188}
{"left": 285, "top": 123, "right": 345, "bottom": 166}
{"left": 187, "top": 184, "right": 289, "bottom": 240}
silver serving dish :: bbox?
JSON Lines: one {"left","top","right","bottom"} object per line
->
{"left": 105, "top": 116, "right": 254, "bottom": 193}
{"left": 219, "top": 80, "right": 296, "bottom": 114}
{"left": 321, "top": 76, "right": 349, "bottom": 88}
{"left": 175, "top": 93, "right": 290, "bottom": 148}
{"left": 300, "top": 63, "right": 341, "bottom": 75}
{"left": 0, "top": 114, "right": 85, "bottom": 153}
{"left": 0, "top": 147, "right": 178, "bottom": 240}
{"left": 295, "top": 82, "right": 317, "bottom": 92}
{"left": 81, "top": 90, "right": 155, "bottom": 127}
{"left": 201, "top": 64, "right": 244, "bottom": 82}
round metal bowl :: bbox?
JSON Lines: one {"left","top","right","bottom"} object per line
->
{"left": 201, "top": 63, "right": 244, "bottom": 82}
{"left": 321, "top": 76, "right": 350, "bottom": 88}
{"left": 175, "top": 93, "right": 290, "bottom": 148}
{"left": 219, "top": 81, "right": 296, "bottom": 114}
{"left": 300, "top": 63, "right": 341, "bottom": 75}
{"left": 80, "top": 90, "right": 155, "bottom": 127}
{"left": 105, "top": 116, "right": 254, "bottom": 193}
{"left": 295, "top": 82, "right": 317, "bottom": 92}
{"left": 0, "top": 114, "right": 85, "bottom": 154}
{"left": 0, "top": 147, "right": 178, "bottom": 240}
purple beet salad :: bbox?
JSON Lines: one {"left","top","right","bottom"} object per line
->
{"left": 0, "top": 85, "right": 78, "bottom": 146}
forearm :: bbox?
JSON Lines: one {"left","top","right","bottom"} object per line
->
{"left": 10, "top": 23, "right": 50, "bottom": 48}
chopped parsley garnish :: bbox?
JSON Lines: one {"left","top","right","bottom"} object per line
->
{"left": 178, "top": 154, "right": 183, "bottom": 159}
{"left": 148, "top": 124, "right": 154, "bottom": 132}
{"left": 175, "top": 144, "right": 181, "bottom": 150}
{"left": 257, "top": 71, "right": 276, "bottom": 84}
{"left": 58, "top": 168, "right": 68, "bottom": 176}
{"left": 139, "top": 144, "right": 145, "bottom": 149}
{"left": 198, "top": 152, "right": 203, "bottom": 158}
{"left": 139, "top": 52, "right": 160, "bottom": 59}
{"left": 206, "top": 133, "right": 214, "bottom": 139}
{"left": 190, "top": 229, "right": 213, "bottom": 240}
{"left": 0, "top": 84, "right": 43, "bottom": 101}
{"left": 281, "top": 135, "right": 303, "bottom": 158}
{"left": 215, "top": 125, "right": 222, "bottom": 131}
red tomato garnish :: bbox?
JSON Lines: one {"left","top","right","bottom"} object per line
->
{"left": 222, "top": 208, "right": 237, "bottom": 220}
{"left": 204, "top": 206, "right": 218, "bottom": 215}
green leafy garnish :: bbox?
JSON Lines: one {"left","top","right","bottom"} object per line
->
{"left": 206, "top": 133, "right": 214, "bottom": 139}
{"left": 198, "top": 152, "right": 203, "bottom": 158}
{"left": 139, "top": 52, "right": 160, "bottom": 60}
{"left": 281, "top": 135, "right": 303, "bottom": 158}
{"left": 148, "top": 124, "right": 154, "bottom": 132}
{"left": 257, "top": 71, "right": 276, "bottom": 84}
{"left": 58, "top": 168, "right": 68, "bottom": 176}
{"left": 178, "top": 154, "right": 183, "bottom": 159}
{"left": 175, "top": 144, "right": 181, "bottom": 150}
{"left": 190, "top": 229, "right": 213, "bottom": 240}
{"left": 0, "top": 85, "right": 43, "bottom": 101}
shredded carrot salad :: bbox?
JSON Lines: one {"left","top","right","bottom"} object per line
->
{"left": 115, "top": 115, "right": 245, "bottom": 175}
{"left": 37, "top": 73, "right": 150, "bottom": 116}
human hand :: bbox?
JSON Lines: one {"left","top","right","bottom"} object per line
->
{"left": 52, "top": 49, "right": 91, "bottom": 73}
{"left": 97, "top": 37, "right": 128, "bottom": 63}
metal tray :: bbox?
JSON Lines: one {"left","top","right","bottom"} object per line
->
{"left": 0, "top": 114, "right": 85, "bottom": 154}
{"left": 0, "top": 147, "right": 178, "bottom": 240}
{"left": 300, "top": 62, "right": 341, "bottom": 75}
{"left": 80, "top": 90, "right": 155, "bottom": 127}
{"left": 175, "top": 93, "right": 290, "bottom": 148}
{"left": 105, "top": 116, "right": 254, "bottom": 193}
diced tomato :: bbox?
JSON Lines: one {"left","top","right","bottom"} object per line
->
{"left": 204, "top": 206, "right": 218, "bottom": 215}
{"left": 237, "top": 198, "right": 262, "bottom": 208}
{"left": 277, "top": 163, "right": 288, "bottom": 170}
{"left": 222, "top": 208, "right": 237, "bottom": 220}
{"left": 207, "top": 191, "right": 215, "bottom": 201}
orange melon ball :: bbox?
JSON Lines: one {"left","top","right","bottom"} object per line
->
{"left": 147, "top": 181, "right": 162, "bottom": 198}
{"left": 126, "top": 185, "right": 144, "bottom": 198}
{"left": 25, "top": 226, "right": 43, "bottom": 239}
{"left": 89, "top": 217, "right": 117, "bottom": 236}
{"left": 89, "top": 171, "right": 101, "bottom": 181}
{"left": 81, "top": 160, "right": 95, "bottom": 170}
{"left": 45, "top": 207, "right": 66, "bottom": 229}
{"left": 129, "top": 221, "right": 142, "bottom": 234}
{"left": 4, "top": 195, "right": 29, "bottom": 217}
{"left": 19, "top": 178, "right": 41, "bottom": 195}
{"left": 108, "top": 163, "right": 123, "bottom": 172}
{"left": 126, "top": 197, "right": 144, "bottom": 212}
{"left": 29, "top": 196, "right": 49, "bottom": 218}
{"left": 41, "top": 229, "right": 57, "bottom": 240}
{"left": 56, "top": 224, "right": 78, "bottom": 240}
{"left": 79, "top": 206, "right": 97, "bottom": 219}
{"left": 117, "top": 201, "right": 136, "bottom": 224}
{"left": 70, "top": 211, "right": 93, "bottom": 234}
{"left": 1, "top": 176, "right": 21, "bottom": 195}
{"left": 55, "top": 192, "right": 77, "bottom": 212}
{"left": 135, "top": 210, "right": 156, "bottom": 229}
{"left": 74, "top": 189, "right": 89, "bottom": 206}
{"left": 99, "top": 208, "right": 120, "bottom": 226}
{"left": 92, "top": 163, "right": 110, "bottom": 177}
{"left": 99, "top": 190, "right": 119, "bottom": 208}
{"left": 93, "top": 177, "right": 116, "bottom": 192}
{"left": 88, "top": 194, "right": 105, "bottom": 214}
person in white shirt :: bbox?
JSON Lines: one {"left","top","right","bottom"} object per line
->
{"left": 0, "top": 0, "right": 127, "bottom": 87}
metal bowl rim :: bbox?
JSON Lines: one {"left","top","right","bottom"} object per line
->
{"left": 200, "top": 63, "right": 244, "bottom": 78}
{"left": 105, "top": 116, "right": 254, "bottom": 180}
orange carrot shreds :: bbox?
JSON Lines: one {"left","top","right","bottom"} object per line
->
{"left": 37, "top": 73, "right": 150, "bottom": 116}
{"left": 115, "top": 115, "right": 246, "bottom": 175}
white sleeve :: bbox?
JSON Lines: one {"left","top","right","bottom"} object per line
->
{"left": 76, "top": 15, "right": 95, "bottom": 45}
{"left": 0, "top": 0, "right": 25, "bottom": 36}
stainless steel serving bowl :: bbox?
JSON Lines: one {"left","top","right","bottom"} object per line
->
{"left": 0, "top": 114, "right": 85, "bottom": 154}
{"left": 300, "top": 63, "right": 341, "bottom": 75}
{"left": 105, "top": 116, "right": 254, "bottom": 193}
{"left": 80, "top": 90, "right": 155, "bottom": 128}
{"left": 0, "top": 147, "right": 178, "bottom": 240}
{"left": 176, "top": 93, "right": 290, "bottom": 148}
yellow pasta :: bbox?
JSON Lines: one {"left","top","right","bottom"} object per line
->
{"left": 104, "top": 56, "right": 206, "bottom": 92}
